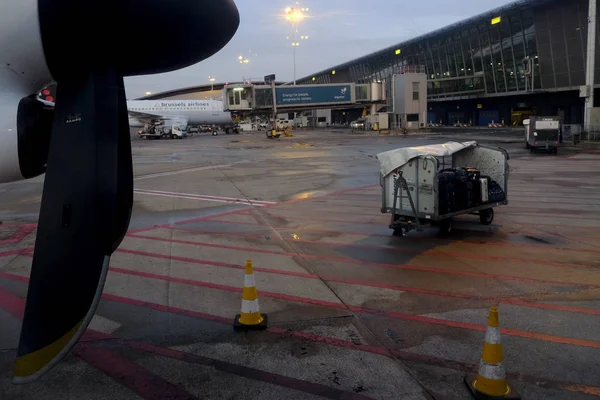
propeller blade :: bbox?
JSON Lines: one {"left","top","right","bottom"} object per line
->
{"left": 12, "top": 69, "right": 133, "bottom": 383}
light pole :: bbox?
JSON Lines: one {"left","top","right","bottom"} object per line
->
{"left": 285, "top": 6, "right": 306, "bottom": 85}
{"left": 208, "top": 76, "right": 216, "bottom": 91}
{"left": 585, "top": 0, "right": 597, "bottom": 132}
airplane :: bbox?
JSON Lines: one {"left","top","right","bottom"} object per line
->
{"left": 127, "top": 99, "right": 233, "bottom": 129}
{"left": 38, "top": 84, "right": 235, "bottom": 135}
{"left": 0, "top": 0, "right": 240, "bottom": 384}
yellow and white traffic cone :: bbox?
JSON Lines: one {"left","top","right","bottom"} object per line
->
{"left": 234, "top": 260, "right": 268, "bottom": 331}
{"left": 465, "top": 306, "right": 520, "bottom": 399}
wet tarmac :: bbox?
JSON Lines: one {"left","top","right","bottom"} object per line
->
{"left": 1, "top": 129, "right": 600, "bottom": 399}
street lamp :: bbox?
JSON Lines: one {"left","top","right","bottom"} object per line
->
{"left": 208, "top": 76, "right": 216, "bottom": 91}
{"left": 285, "top": 6, "right": 306, "bottom": 85}
{"left": 145, "top": 91, "right": 152, "bottom": 95}
{"left": 238, "top": 55, "right": 249, "bottom": 64}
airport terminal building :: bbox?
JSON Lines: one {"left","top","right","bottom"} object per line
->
{"left": 297, "top": 0, "right": 593, "bottom": 126}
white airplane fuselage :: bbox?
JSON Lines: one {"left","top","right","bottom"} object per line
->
{"left": 127, "top": 99, "right": 232, "bottom": 127}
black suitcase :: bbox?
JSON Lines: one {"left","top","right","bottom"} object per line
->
{"left": 488, "top": 181, "right": 506, "bottom": 203}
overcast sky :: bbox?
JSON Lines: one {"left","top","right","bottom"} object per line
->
{"left": 124, "top": 0, "right": 514, "bottom": 99}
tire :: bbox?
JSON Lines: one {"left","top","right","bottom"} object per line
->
{"left": 439, "top": 218, "right": 453, "bottom": 234}
{"left": 171, "top": 134, "right": 177, "bottom": 139}
{"left": 226, "top": 128, "right": 233, "bottom": 135}
{"left": 212, "top": 131, "right": 218, "bottom": 136}
{"left": 392, "top": 228, "right": 404, "bottom": 236}
{"left": 479, "top": 208, "right": 494, "bottom": 225}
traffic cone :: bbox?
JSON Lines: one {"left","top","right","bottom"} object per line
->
{"left": 464, "top": 306, "right": 520, "bottom": 399}
{"left": 234, "top": 260, "right": 268, "bottom": 331}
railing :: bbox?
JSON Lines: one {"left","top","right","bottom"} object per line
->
{"left": 562, "top": 124, "right": 582, "bottom": 145}
{"left": 397, "top": 65, "right": 426, "bottom": 74}
{"left": 584, "top": 125, "right": 600, "bottom": 141}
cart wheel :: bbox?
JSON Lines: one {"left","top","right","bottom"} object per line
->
{"left": 479, "top": 208, "right": 494, "bottom": 225}
{"left": 439, "top": 218, "right": 453, "bottom": 234}
{"left": 392, "top": 228, "right": 404, "bottom": 236}
{"left": 529, "top": 146, "right": 534, "bottom": 153}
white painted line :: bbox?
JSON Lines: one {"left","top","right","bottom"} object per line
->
{"left": 88, "top": 315, "right": 122, "bottom": 334}
{"left": 134, "top": 189, "right": 273, "bottom": 206}
{"left": 134, "top": 159, "right": 261, "bottom": 181}
{"left": 134, "top": 189, "right": 276, "bottom": 205}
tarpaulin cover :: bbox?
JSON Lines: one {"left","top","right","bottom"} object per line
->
{"left": 376, "top": 141, "right": 477, "bottom": 177}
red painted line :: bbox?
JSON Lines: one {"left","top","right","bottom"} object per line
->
{"left": 128, "top": 233, "right": 600, "bottom": 277}
{"left": 1, "top": 284, "right": 357, "bottom": 399}
{"left": 0, "top": 285, "right": 201, "bottom": 400}
{"left": 209, "top": 212, "right": 386, "bottom": 226}
{"left": 0, "top": 284, "right": 26, "bottom": 318}
{"left": 0, "top": 249, "right": 30, "bottom": 258}
{"left": 500, "top": 299, "right": 600, "bottom": 315}
{"left": 267, "top": 327, "right": 391, "bottom": 356}
{"left": 103, "top": 293, "right": 232, "bottom": 325}
{"left": 115, "top": 248, "right": 318, "bottom": 279}
{"left": 122, "top": 341, "right": 374, "bottom": 400}
{"left": 126, "top": 225, "right": 168, "bottom": 234}
{"left": 73, "top": 344, "right": 199, "bottom": 400}
{"left": 169, "top": 227, "right": 265, "bottom": 239}
{"left": 509, "top": 189, "right": 600, "bottom": 197}
{"left": 7, "top": 264, "right": 592, "bottom": 318}
{"left": 205, "top": 218, "right": 563, "bottom": 239}
{"left": 114, "top": 263, "right": 600, "bottom": 317}
{"left": 0, "top": 224, "right": 36, "bottom": 245}
{"left": 0, "top": 271, "right": 28, "bottom": 282}
{"left": 171, "top": 208, "right": 259, "bottom": 227}
{"left": 268, "top": 327, "right": 600, "bottom": 396}
{"left": 267, "top": 208, "right": 600, "bottom": 230}
{"left": 211, "top": 210, "right": 600, "bottom": 233}
{"left": 509, "top": 198, "right": 600, "bottom": 207}
{"left": 346, "top": 305, "right": 600, "bottom": 349}
{"left": 2, "top": 272, "right": 599, "bottom": 354}
{"left": 102, "top": 279, "right": 600, "bottom": 349}
{"left": 109, "top": 267, "right": 346, "bottom": 311}
{"left": 503, "top": 210, "right": 600, "bottom": 222}
{"left": 117, "top": 241, "right": 597, "bottom": 289}
{"left": 168, "top": 224, "right": 600, "bottom": 255}
{"left": 242, "top": 206, "right": 379, "bottom": 218}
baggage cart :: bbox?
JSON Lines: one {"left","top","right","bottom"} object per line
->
{"left": 523, "top": 116, "right": 561, "bottom": 154}
{"left": 377, "top": 141, "right": 509, "bottom": 235}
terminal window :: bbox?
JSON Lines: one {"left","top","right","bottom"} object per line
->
{"left": 412, "top": 82, "right": 419, "bottom": 100}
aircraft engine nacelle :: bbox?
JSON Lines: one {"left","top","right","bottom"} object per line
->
{"left": 0, "top": 0, "right": 55, "bottom": 184}
{"left": 0, "top": 93, "right": 53, "bottom": 184}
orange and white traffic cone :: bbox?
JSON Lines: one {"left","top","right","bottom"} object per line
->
{"left": 465, "top": 306, "right": 520, "bottom": 399}
{"left": 234, "top": 260, "right": 268, "bottom": 331}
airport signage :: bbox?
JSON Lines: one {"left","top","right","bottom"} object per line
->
{"left": 275, "top": 84, "right": 354, "bottom": 106}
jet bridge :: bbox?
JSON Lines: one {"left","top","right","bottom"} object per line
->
{"left": 223, "top": 83, "right": 376, "bottom": 112}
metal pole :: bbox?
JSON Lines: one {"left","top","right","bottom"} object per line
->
{"left": 530, "top": 58, "right": 534, "bottom": 91}
{"left": 585, "top": 0, "right": 597, "bottom": 131}
{"left": 272, "top": 80, "right": 277, "bottom": 131}
{"left": 292, "top": 21, "right": 297, "bottom": 85}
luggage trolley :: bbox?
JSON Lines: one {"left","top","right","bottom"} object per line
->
{"left": 377, "top": 141, "right": 509, "bottom": 235}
